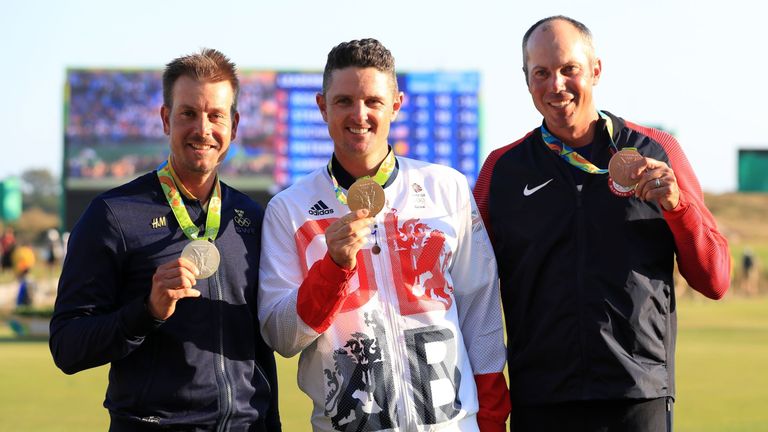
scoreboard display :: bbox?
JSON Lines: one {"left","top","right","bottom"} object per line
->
{"left": 63, "top": 69, "right": 481, "bottom": 228}
{"left": 274, "top": 72, "right": 481, "bottom": 187}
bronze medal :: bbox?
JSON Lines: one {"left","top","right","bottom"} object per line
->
{"left": 607, "top": 148, "right": 645, "bottom": 188}
{"left": 181, "top": 240, "right": 221, "bottom": 279}
{"left": 347, "top": 178, "right": 385, "bottom": 217}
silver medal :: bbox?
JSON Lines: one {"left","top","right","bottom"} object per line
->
{"left": 180, "top": 240, "right": 220, "bottom": 279}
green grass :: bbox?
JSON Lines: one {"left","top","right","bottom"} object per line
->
{"left": 0, "top": 329, "right": 312, "bottom": 432}
{"left": 675, "top": 296, "right": 768, "bottom": 431}
{"left": 1, "top": 296, "right": 767, "bottom": 431}
{"left": 0, "top": 337, "right": 109, "bottom": 431}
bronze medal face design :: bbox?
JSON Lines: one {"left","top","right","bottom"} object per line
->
{"left": 608, "top": 177, "right": 636, "bottom": 197}
{"left": 181, "top": 240, "right": 221, "bottom": 279}
{"left": 347, "top": 178, "right": 385, "bottom": 217}
{"left": 607, "top": 148, "right": 645, "bottom": 188}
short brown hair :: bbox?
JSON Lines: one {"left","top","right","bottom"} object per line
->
{"left": 162, "top": 48, "right": 239, "bottom": 114}
{"left": 321, "top": 38, "right": 397, "bottom": 95}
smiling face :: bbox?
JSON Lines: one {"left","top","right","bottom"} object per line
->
{"left": 316, "top": 66, "right": 403, "bottom": 178}
{"left": 160, "top": 75, "right": 239, "bottom": 184}
{"left": 525, "top": 19, "right": 601, "bottom": 146}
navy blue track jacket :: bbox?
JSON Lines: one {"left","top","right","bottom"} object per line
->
{"left": 50, "top": 172, "right": 280, "bottom": 431}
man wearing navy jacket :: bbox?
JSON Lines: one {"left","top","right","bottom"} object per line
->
{"left": 50, "top": 48, "right": 280, "bottom": 431}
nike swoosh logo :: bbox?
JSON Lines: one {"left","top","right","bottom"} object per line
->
{"left": 523, "top": 179, "right": 554, "bottom": 196}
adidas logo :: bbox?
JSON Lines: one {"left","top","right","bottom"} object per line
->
{"left": 308, "top": 200, "right": 334, "bottom": 216}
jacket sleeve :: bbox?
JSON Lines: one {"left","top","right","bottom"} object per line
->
{"left": 473, "top": 135, "right": 531, "bottom": 247}
{"left": 649, "top": 128, "right": 731, "bottom": 299}
{"left": 49, "top": 199, "right": 164, "bottom": 375}
{"left": 473, "top": 149, "right": 498, "bottom": 240}
{"left": 257, "top": 196, "right": 356, "bottom": 358}
{"left": 451, "top": 181, "right": 511, "bottom": 430}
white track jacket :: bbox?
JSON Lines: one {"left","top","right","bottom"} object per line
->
{"left": 259, "top": 157, "right": 509, "bottom": 431}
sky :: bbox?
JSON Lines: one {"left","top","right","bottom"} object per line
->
{"left": 2, "top": 0, "right": 765, "bottom": 193}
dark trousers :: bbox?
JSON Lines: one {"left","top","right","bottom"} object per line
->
{"left": 109, "top": 415, "right": 267, "bottom": 432}
{"left": 511, "top": 397, "right": 673, "bottom": 432}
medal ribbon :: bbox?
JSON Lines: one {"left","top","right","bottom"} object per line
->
{"left": 541, "top": 111, "right": 617, "bottom": 174}
{"left": 327, "top": 148, "right": 396, "bottom": 205}
{"left": 156, "top": 158, "right": 222, "bottom": 241}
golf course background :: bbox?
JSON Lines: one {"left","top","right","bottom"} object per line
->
{"left": 1, "top": 192, "right": 766, "bottom": 431}
{"left": 1, "top": 296, "right": 767, "bottom": 431}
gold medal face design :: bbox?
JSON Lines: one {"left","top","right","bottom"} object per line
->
{"left": 347, "top": 178, "right": 385, "bottom": 217}
{"left": 181, "top": 240, "right": 221, "bottom": 279}
{"left": 607, "top": 148, "right": 645, "bottom": 188}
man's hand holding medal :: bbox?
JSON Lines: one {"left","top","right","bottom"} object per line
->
{"left": 608, "top": 148, "right": 680, "bottom": 211}
{"left": 325, "top": 178, "right": 385, "bottom": 270}
{"left": 148, "top": 257, "right": 202, "bottom": 320}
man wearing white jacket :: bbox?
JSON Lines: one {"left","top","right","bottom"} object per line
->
{"left": 258, "top": 38, "right": 510, "bottom": 432}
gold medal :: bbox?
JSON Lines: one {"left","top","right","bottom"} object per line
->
{"left": 347, "top": 178, "right": 385, "bottom": 217}
{"left": 180, "top": 240, "right": 221, "bottom": 279}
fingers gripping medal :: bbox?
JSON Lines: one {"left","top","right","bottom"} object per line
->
{"left": 347, "top": 178, "right": 385, "bottom": 254}
{"left": 607, "top": 148, "right": 645, "bottom": 197}
{"left": 181, "top": 240, "right": 221, "bottom": 279}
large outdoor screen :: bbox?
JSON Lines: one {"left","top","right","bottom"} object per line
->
{"left": 65, "top": 69, "right": 481, "bottom": 187}
{"left": 63, "top": 69, "right": 481, "bottom": 228}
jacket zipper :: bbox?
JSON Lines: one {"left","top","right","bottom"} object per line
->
{"left": 253, "top": 362, "right": 271, "bottom": 394}
{"left": 575, "top": 169, "right": 590, "bottom": 399}
{"left": 212, "top": 243, "right": 233, "bottom": 432}
{"left": 376, "top": 217, "right": 414, "bottom": 430}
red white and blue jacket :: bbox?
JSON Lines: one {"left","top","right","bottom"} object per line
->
{"left": 258, "top": 156, "right": 510, "bottom": 431}
{"left": 473, "top": 111, "right": 730, "bottom": 406}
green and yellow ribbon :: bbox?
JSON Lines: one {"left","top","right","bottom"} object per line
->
{"left": 156, "top": 158, "right": 221, "bottom": 241}
{"left": 328, "top": 148, "right": 396, "bottom": 205}
{"left": 541, "top": 111, "right": 617, "bottom": 174}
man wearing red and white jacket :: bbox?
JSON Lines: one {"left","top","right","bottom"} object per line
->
{"left": 258, "top": 38, "right": 509, "bottom": 431}
{"left": 474, "top": 16, "right": 730, "bottom": 432}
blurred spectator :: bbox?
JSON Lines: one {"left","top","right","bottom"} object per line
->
{"left": 12, "top": 245, "right": 36, "bottom": 306}
{"left": 1, "top": 227, "right": 16, "bottom": 272}
{"left": 61, "top": 231, "right": 70, "bottom": 261}
{"left": 741, "top": 248, "right": 759, "bottom": 296}
{"left": 46, "top": 229, "right": 64, "bottom": 268}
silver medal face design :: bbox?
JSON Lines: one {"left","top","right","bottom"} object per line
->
{"left": 180, "top": 240, "right": 220, "bottom": 279}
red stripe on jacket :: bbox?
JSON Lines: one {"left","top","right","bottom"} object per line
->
{"left": 474, "top": 132, "right": 533, "bottom": 245}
